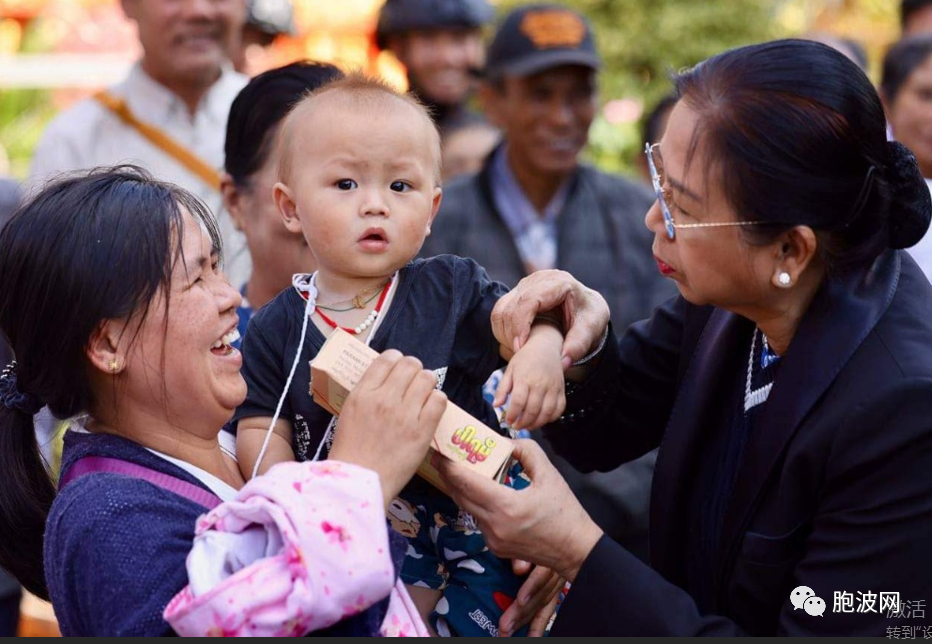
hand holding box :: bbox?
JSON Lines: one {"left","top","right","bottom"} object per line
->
{"left": 310, "top": 329, "right": 514, "bottom": 493}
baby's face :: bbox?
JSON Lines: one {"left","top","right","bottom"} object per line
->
{"left": 282, "top": 94, "right": 441, "bottom": 281}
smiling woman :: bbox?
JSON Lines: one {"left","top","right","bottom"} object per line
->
{"left": 0, "top": 166, "right": 448, "bottom": 636}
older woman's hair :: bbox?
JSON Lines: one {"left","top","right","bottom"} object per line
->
{"left": 224, "top": 60, "right": 344, "bottom": 187}
{"left": 882, "top": 35, "right": 932, "bottom": 105}
{"left": 676, "top": 39, "right": 931, "bottom": 273}
{"left": 0, "top": 167, "right": 219, "bottom": 598}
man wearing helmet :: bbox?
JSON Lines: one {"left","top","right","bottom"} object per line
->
{"left": 376, "top": 0, "right": 494, "bottom": 134}
{"left": 232, "top": 0, "right": 296, "bottom": 74}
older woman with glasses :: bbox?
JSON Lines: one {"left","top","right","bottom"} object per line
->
{"left": 436, "top": 39, "right": 932, "bottom": 636}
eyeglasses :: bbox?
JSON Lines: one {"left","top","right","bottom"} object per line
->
{"left": 645, "top": 143, "right": 766, "bottom": 240}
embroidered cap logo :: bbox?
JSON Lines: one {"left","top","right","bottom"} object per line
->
{"left": 520, "top": 10, "right": 586, "bottom": 49}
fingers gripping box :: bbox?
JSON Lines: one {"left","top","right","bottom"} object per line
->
{"left": 310, "top": 329, "right": 514, "bottom": 493}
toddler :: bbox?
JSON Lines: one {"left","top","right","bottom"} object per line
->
{"left": 233, "top": 74, "right": 566, "bottom": 636}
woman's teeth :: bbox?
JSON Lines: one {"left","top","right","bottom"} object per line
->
{"left": 212, "top": 329, "right": 241, "bottom": 350}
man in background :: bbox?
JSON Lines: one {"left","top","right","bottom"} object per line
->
{"left": 231, "top": 0, "right": 295, "bottom": 74}
{"left": 30, "top": 0, "right": 251, "bottom": 288}
{"left": 421, "top": 3, "right": 676, "bottom": 561}
{"left": 375, "top": 0, "right": 494, "bottom": 135}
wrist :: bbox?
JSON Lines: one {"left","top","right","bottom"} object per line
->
{"left": 559, "top": 519, "right": 603, "bottom": 583}
{"left": 571, "top": 325, "right": 609, "bottom": 367}
{"left": 532, "top": 312, "right": 565, "bottom": 334}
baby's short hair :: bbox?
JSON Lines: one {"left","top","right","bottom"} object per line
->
{"left": 277, "top": 72, "right": 443, "bottom": 184}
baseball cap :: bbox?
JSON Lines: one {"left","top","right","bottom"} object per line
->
{"left": 485, "top": 4, "right": 601, "bottom": 80}
{"left": 376, "top": 0, "right": 495, "bottom": 50}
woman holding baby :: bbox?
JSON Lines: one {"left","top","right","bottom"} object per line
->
{"left": 0, "top": 62, "right": 565, "bottom": 636}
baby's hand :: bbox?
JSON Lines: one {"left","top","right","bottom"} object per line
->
{"left": 495, "top": 323, "right": 566, "bottom": 430}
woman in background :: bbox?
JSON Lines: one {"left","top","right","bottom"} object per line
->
{"left": 883, "top": 34, "right": 932, "bottom": 278}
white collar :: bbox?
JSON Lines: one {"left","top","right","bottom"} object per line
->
{"left": 145, "top": 447, "right": 239, "bottom": 503}
{"left": 122, "top": 61, "right": 238, "bottom": 126}
{"left": 69, "top": 416, "right": 240, "bottom": 503}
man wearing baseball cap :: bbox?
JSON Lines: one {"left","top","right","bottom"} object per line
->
{"left": 422, "top": 3, "right": 674, "bottom": 561}
{"left": 376, "top": 0, "right": 494, "bottom": 134}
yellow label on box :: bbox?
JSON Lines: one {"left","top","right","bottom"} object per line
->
{"left": 310, "top": 329, "right": 513, "bottom": 492}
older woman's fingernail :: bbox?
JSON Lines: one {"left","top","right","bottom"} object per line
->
{"left": 562, "top": 355, "right": 572, "bottom": 370}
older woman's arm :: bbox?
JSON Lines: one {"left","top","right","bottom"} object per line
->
{"left": 542, "top": 295, "right": 700, "bottom": 472}
{"left": 441, "top": 380, "right": 932, "bottom": 636}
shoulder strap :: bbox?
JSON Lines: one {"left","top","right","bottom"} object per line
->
{"left": 59, "top": 456, "right": 221, "bottom": 510}
{"left": 94, "top": 91, "right": 222, "bottom": 192}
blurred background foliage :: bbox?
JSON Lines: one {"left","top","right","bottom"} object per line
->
{"left": 0, "top": 0, "right": 904, "bottom": 179}
{"left": 495, "top": 0, "right": 899, "bottom": 174}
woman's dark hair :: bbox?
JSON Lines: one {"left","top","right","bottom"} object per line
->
{"left": 0, "top": 166, "right": 220, "bottom": 599}
{"left": 675, "top": 38, "right": 931, "bottom": 273}
{"left": 224, "top": 60, "right": 344, "bottom": 187}
{"left": 882, "top": 34, "right": 932, "bottom": 105}
{"left": 641, "top": 93, "right": 678, "bottom": 149}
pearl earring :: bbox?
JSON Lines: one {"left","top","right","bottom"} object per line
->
{"left": 777, "top": 272, "right": 791, "bottom": 287}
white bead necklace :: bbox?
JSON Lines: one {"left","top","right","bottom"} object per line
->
{"left": 744, "top": 328, "right": 777, "bottom": 413}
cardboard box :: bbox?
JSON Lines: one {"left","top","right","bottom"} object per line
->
{"left": 310, "top": 328, "right": 514, "bottom": 492}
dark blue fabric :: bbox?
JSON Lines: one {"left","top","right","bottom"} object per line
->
{"left": 686, "top": 349, "right": 775, "bottom": 614}
{"left": 45, "top": 431, "right": 402, "bottom": 636}
{"left": 548, "top": 251, "right": 932, "bottom": 635}
{"left": 233, "top": 283, "right": 253, "bottom": 350}
{"left": 0, "top": 589, "right": 20, "bottom": 636}
{"left": 232, "top": 255, "right": 509, "bottom": 461}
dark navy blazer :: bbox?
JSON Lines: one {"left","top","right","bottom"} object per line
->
{"left": 546, "top": 249, "right": 932, "bottom": 635}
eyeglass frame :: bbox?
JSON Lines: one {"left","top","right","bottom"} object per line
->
{"left": 645, "top": 142, "right": 767, "bottom": 240}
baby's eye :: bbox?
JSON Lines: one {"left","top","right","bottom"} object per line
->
{"left": 336, "top": 179, "right": 357, "bottom": 190}
{"left": 390, "top": 181, "right": 411, "bottom": 192}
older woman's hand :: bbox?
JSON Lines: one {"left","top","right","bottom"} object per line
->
{"left": 329, "top": 350, "right": 447, "bottom": 509}
{"left": 438, "top": 439, "right": 604, "bottom": 583}
{"left": 491, "top": 270, "right": 610, "bottom": 370}
{"left": 498, "top": 562, "right": 565, "bottom": 637}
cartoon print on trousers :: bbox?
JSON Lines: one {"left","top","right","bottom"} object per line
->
{"left": 387, "top": 497, "right": 421, "bottom": 539}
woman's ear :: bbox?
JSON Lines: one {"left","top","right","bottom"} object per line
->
{"left": 220, "top": 173, "right": 244, "bottom": 232}
{"left": 772, "top": 225, "right": 818, "bottom": 289}
{"left": 273, "top": 182, "right": 303, "bottom": 235}
{"left": 86, "top": 319, "right": 126, "bottom": 375}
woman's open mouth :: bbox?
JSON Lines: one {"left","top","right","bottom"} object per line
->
{"left": 210, "top": 329, "right": 240, "bottom": 356}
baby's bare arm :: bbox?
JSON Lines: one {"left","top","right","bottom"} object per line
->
{"left": 235, "top": 417, "right": 295, "bottom": 479}
{"left": 496, "top": 323, "right": 566, "bottom": 429}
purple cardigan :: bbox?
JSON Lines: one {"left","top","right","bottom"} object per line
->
{"left": 45, "top": 431, "right": 404, "bottom": 636}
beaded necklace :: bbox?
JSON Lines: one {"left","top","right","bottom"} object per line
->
{"left": 299, "top": 277, "right": 393, "bottom": 335}
{"left": 744, "top": 327, "right": 781, "bottom": 413}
